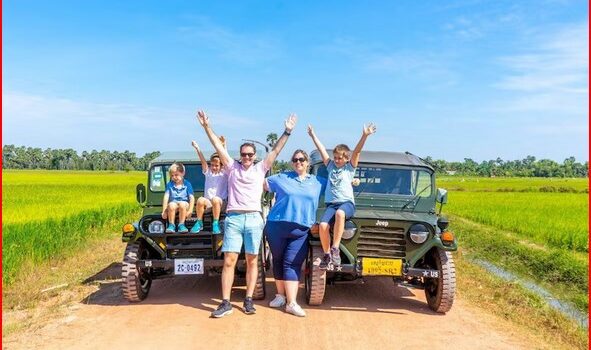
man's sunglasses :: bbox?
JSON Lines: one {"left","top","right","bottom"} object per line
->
{"left": 292, "top": 157, "right": 307, "bottom": 163}
{"left": 241, "top": 152, "right": 255, "bottom": 158}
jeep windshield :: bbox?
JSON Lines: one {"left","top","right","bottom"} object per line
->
{"left": 315, "top": 164, "right": 433, "bottom": 197}
{"left": 149, "top": 164, "right": 206, "bottom": 192}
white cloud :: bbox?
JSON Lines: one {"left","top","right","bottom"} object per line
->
{"left": 319, "top": 38, "right": 458, "bottom": 87}
{"left": 494, "top": 23, "right": 588, "bottom": 114}
{"left": 442, "top": 7, "right": 524, "bottom": 41}
{"left": 177, "top": 17, "right": 281, "bottom": 64}
{"left": 2, "top": 92, "right": 261, "bottom": 153}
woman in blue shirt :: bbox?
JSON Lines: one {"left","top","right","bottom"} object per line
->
{"left": 263, "top": 149, "right": 326, "bottom": 317}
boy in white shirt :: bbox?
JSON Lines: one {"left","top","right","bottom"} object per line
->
{"left": 191, "top": 140, "right": 228, "bottom": 234}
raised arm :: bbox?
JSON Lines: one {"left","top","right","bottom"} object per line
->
{"left": 307, "top": 125, "right": 330, "bottom": 165}
{"left": 191, "top": 140, "right": 209, "bottom": 173}
{"left": 263, "top": 114, "right": 297, "bottom": 170}
{"left": 350, "top": 123, "right": 377, "bottom": 167}
{"left": 196, "top": 110, "right": 233, "bottom": 166}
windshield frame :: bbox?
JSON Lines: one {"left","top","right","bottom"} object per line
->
{"left": 311, "top": 162, "right": 435, "bottom": 198}
{"left": 148, "top": 163, "right": 206, "bottom": 193}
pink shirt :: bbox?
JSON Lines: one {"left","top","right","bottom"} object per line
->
{"left": 203, "top": 169, "right": 228, "bottom": 200}
{"left": 225, "top": 159, "right": 270, "bottom": 212}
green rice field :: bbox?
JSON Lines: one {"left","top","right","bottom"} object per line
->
{"left": 447, "top": 191, "right": 588, "bottom": 251}
{"left": 440, "top": 176, "right": 589, "bottom": 313}
{"left": 438, "top": 176, "right": 588, "bottom": 193}
{"left": 2, "top": 170, "right": 144, "bottom": 285}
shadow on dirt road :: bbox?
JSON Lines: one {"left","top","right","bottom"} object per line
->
{"left": 81, "top": 261, "right": 440, "bottom": 316}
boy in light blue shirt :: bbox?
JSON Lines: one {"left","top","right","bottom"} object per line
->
{"left": 308, "top": 123, "right": 377, "bottom": 269}
{"left": 162, "top": 162, "right": 195, "bottom": 233}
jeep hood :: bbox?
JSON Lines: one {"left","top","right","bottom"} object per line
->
{"left": 352, "top": 208, "right": 436, "bottom": 224}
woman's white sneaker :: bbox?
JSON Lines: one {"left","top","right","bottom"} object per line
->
{"left": 269, "top": 294, "right": 286, "bottom": 308}
{"left": 285, "top": 302, "right": 306, "bottom": 317}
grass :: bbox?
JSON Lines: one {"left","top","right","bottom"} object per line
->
{"left": 446, "top": 191, "right": 588, "bottom": 251}
{"left": 451, "top": 216, "right": 588, "bottom": 311}
{"left": 438, "top": 176, "right": 588, "bottom": 193}
{"left": 3, "top": 216, "right": 135, "bottom": 338}
{"left": 3, "top": 170, "right": 144, "bottom": 224}
{"left": 2, "top": 170, "right": 144, "bottom": 285}
{"left": 456, "top": 252, "right": 588, "bottom": 349}
{"left": 439, "top": 176, "right": 588, "bottom": 327}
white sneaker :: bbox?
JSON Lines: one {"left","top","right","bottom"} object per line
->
{"left": 285, "top": 301, "right": 306, "bottom": 317}
{"left": 269, "top": 294, "right": 286, "bottom": 308}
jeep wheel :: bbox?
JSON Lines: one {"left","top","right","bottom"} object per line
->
{"left": 122, "top": 241, "right": 152, "bottom": 302}
{"left": 252, "top": 245, "right": 266, "bottom": 300}
{"left": 424, "top": 248, "right": 456, "bottom": 313}
{"left": 305, "top": 245, "right": 326, "bottom": 306}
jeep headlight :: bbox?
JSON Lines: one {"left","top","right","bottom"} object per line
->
{"left": 409, "top": 223, "right": 430, "bottom": 244}
{"left": 148, "top": 220, "right": 165, "bottom": 234}
{"left": 341, "top": 221, "right": 357, "bottom": 240}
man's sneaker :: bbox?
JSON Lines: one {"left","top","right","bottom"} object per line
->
{"left": 190, "top": 220, "right": 202, "bottom": 234}
{"left": 211, "top": 300, "right": 233, "bottom": 318}
{"left": 318, "top": 253, "right": 332, "bottom": 270}
{"left": 269, "top": 294, "right": 286, "bottom": 308}
{"left": 285, "top": 301, "right": 306, "bottom": 317}
{"left": 165, "top": 223, "right": 176, "bottom": 233}
{"left": 330, "top": 246, "right": 341, "bottom": 266}
{"left": 243, "top": 297, "right": 256, "bottom": 315}
{"left": 212, "top": 220, "right": 221, "bottom": 234}
{"left": 177, "top": 223, "right": 188, "bottom": 233}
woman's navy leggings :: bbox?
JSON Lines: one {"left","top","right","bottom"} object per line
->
{"left": 264, "top": 220, "right": 309, "bottom": 281}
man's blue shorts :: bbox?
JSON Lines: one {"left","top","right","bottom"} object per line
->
{"left": 222, "top": 212, "right": 264, "bottom": 255}
{"left": 320, "top": 201, "right": 355, "bottom": 224}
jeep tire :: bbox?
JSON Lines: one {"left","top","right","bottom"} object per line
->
{"left": 305, "top": 245, "right": 327, "bottom": 306}
{"left": 424, "top": 247, "right": 456, "bottom": 313}
{"left": 122, "top": 241, "right": 152, "bottom": 302}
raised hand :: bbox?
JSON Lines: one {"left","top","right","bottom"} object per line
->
{"left": 307, "top": 124, "right": 315, "bottom": 137}
{"left": 219, "top": 135, "right": 226, "bottom": 148}
{"left": 191, "top": 140, "right": 200, "bottom": 150}
{"left": 285, "top": 113, "right": 297, "bottom": 132}
{"left": 363, "top": 123, "right": 377, "bottom": 136}
{"left": 196, "top": 110, "right": 209, "bottom": 127}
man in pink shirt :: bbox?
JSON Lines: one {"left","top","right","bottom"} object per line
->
{"left": 196, "top": 110, "right": 297, "bottom": 318}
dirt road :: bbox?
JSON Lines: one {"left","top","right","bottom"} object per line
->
{"left": 4, "top": 266, "right": 533, "bottom": 350}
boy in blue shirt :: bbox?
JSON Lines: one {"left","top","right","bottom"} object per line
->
{"left": 161, "top": 162, "right": 195, "bottom": 233}
{"left": 307, "top": 123, "right": 377, "bottom": 269}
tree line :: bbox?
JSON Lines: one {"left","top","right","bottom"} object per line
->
{"left": 2, "top": 144, "right": 588, "bottom": 177}
{"left": 2, "top": 145, "right": 160, "bottom": 171}
{"left": 423, "top": 156, "right": 588, "bottom": 178}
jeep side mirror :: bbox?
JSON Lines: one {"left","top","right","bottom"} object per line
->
{"left": 136, "top": 183, "right": 146, "bottom": 204}
{"left": 436, "top": 188, "right": 448, "bottom": 204}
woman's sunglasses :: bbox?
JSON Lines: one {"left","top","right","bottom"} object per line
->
{"left": 291, "top": 157, "right": 307, "bottom": 163}
{"left": 241, "top": 152, "right": 255, "bottom": 158}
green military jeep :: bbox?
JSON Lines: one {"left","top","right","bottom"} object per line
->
{"left": 120, "top": 152, "right": 269, "bottom": 302}
{"left": 305, "top": 150, "right": 457, "bottom": 313}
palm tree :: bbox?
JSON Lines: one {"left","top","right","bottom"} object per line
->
{"left": 266, "top": 133, "right": 278, "bottom": 148}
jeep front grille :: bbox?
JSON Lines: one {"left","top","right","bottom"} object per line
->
{"left": 358, "top": 226, "right": 406, "bottom": 259}
{"left": 166, "top": 235, "right": 215, "bottom": 259}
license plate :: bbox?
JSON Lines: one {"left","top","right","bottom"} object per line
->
{"left": 362, "top": 258, "right": 403, "bottom": 276}
{"left": 174, "top": 258, "right": 204, "bottom": 275}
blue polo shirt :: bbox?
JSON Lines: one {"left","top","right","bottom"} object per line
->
{"left": 165, "top": 179, "right": 194, "bottom": 203}
{"left": 325, "top": 160, "right": 356, "bottom": 204}
{"left": 266, "top": 172, "right": 326, "bottom": 228}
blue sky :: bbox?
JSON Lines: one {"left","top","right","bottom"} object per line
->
{"left": 3, "top": 0, "right": 588, "bottom": 162}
